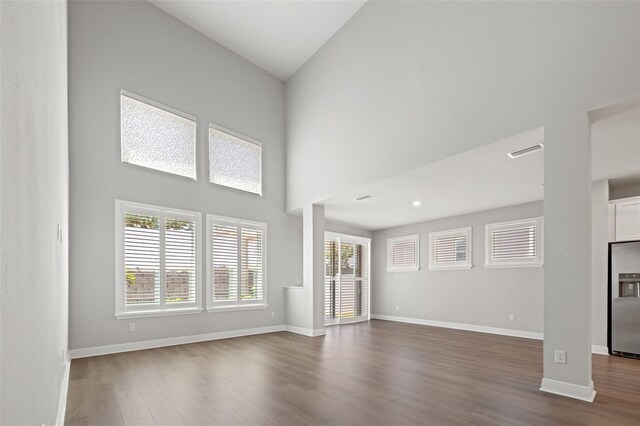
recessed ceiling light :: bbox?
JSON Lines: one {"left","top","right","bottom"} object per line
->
{"left": 354, "top": 195, "right": 373, "bottom": 201}
{"left": 412, "top": 200, "right": 422, "bottom": 207}
{"left": 507, "top": 143, "right": 544, "bottom": 159}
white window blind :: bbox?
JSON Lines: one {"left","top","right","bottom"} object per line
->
{"left": 325, "top": 239, "right": 338, "bottom": 323}
{"left": 211, "top": 224, "right": 238, "bottom": 303}
{"left": 485, "top": 217, "right": 543, "bottom": 268}
{"left": 386, "top": 234, "right": 420, "bottom": 271}
{"left": 241, "top": 228, "right": 264, "bottom": 301}
{"left": 116, "top": 200, "right": 202, "bottom": 318}
{"left": 429, "top": 227, "right": 472, "bottom": 270}
{"left": 209, "top": 125, "right": 262, "bottom": 195}
{"left": 207, "top": 215, "right": 267, "bottom": 311}
{"left": 325, "top": 233, "right": 370, "bottom": 325}
{"left": 120, "top": 91, "right": 196, "bottom": 179}
{"left": 123, "top": 212, "right": 160, "bottom": 306}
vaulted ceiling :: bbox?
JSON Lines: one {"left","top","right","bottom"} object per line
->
{"left": 149, "top": 0, "right": 366, "bottom": 81}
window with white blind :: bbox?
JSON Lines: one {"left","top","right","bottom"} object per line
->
{"left": 429, "top": 227, "right": 472, "bottom": 271}
{"left": 209, "top": 124, "right": 262, "bottom": 195}
{"left": 485, "top": 217, "right": 543, "bottom": 268}
{"left": 120, "top": 91, "right": 196, "bottom": 179}
{"left": 386, "top": 234, "right": 420, "bottom": 271}
{"left": 325, "top": 233, "right": 370, "bottom": 326}
{"left": 207, "top": 214, "right": 267, "bottom": 311}
{"left": 115, "top": 200, "right": 202, "bottom": 318}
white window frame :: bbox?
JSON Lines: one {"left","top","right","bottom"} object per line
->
{"left": 115, "top": 200, "right": 203, "bottom": 319}
{"left": 386, "top": 234, "right": 420, "bottom": 272}
{"left": 120, "top": 90, "right": 197, "bottom": 179}
{"left": 208, "top": 123, "right": 263, "bottom": 195}
{"left": 324, "top": 232, "right": 371, "bottom": 326}
{"left": 428, "top": 227, "right": 472, "bottom": 271}
{"left": 206, "top": 214, "right": 268, "bottom": 312}
{"left": 485, "top": 217, "right": 544, "bottom": 268}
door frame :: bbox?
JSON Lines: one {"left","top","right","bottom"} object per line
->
{"left": 324, "top": 231, "right": 371, "bottom": 326}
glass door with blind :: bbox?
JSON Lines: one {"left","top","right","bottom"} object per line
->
{"left": 325, "top": 232, "right": 370, "bottom": 325}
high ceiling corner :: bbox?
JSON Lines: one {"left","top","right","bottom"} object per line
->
{"left": 148, "top": 0, "right": 367, "bottom": 81}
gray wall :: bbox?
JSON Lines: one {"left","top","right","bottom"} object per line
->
{"left": 0, "top": 1, "right": 69, "bottom": 424}
{"left": 372, "top": 202, "right": 544, "bottom": 333}
{"left": 68, "top": 1, "right": 301, "bottom": 350}
{"left": 286, "top": 0, "right": 639, "bottom": 391}
{"left": 286, "top": 1, "right": 639, "bottom": 212}
{"left": 326, "top": 221, "right": 373, "bottom": 239}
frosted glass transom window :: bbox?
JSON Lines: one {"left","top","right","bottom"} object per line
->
{"left": 209, "top": 125, "right": 262, "bottom": 195}
{"left": 121, "top": 91, "right": 196, "bottom": 179}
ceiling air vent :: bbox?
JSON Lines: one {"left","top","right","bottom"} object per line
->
{"left": 507, "top": 143, "right": 544, "bottom": 159}
{"left": 355, "top": 195, "right": 374, "bottom": 202}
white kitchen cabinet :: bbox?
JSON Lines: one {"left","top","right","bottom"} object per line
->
{"left": 611, "top": 196, "right": 640, "bottom": 242}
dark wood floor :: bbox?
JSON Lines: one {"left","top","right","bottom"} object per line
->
{"left": 65, "top": 320, "right": 640, "bottom": 425}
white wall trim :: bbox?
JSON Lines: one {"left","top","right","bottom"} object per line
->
{"left": 372, "top": 314, "right": 544, "bottom": 340}
{"left": 373, "top": 315, "right": 608, "bottom": 355}
{"left": 540, "top": 378, "right": 596, "bottom": 402}
{"left": 55, "top": 354, "right": 71, "bottom": 426}
{"left": 69, "top": 325, "right": 286, "bottom": 359}
{"left": 591, "top": 345, "right": 609, "bottom": 355}
{"left": 285, "top": 325, "right": 326, "bottom": 337}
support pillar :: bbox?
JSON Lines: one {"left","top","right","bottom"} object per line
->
{"left": 540, "top": 112, "right": 594, "bottom": 401}
{"left": 303, "top": 203, "right": 325, "bottom": 335}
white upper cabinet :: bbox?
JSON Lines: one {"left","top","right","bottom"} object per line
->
{"left": 611, "top": 196, "right": 640, "bottom": 242}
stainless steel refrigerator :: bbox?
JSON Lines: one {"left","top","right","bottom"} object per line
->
{"left": 610, "top": 240, "right": 640, "bottom": 358}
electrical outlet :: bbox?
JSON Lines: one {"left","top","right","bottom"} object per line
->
{"left": 554, "top": 350, "right": 566, "bottom": 364}
{"left": 129, "top": 323, "right": 136, "bottom": 332}
{"left": 396, "top": 305, "right": 400, "bottom": 311}
{"left": 509, "top": 314, "right": 515, "bottom": 321}
{"left": 271, "top": 311, "right": 275, "bottom": 319}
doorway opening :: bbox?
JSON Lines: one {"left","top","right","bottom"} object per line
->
{"left": 324, "top": 232, "right": 371, "bottom": 325}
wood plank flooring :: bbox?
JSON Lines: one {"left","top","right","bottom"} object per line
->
{"left": 65, "top": 320, "right": 640, "bottom": 425}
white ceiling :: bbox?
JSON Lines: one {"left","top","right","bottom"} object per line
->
{"left": 149, "top": 0, "right": 366, "bottom": 81}
{"left": 323, "top": 128, "right": 546, "bottom": 230}
{"left": 323, "top": 99, "right": 640, "bottom": 231}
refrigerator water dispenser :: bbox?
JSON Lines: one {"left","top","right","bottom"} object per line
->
{"left": 619, "top": 273, "right": 640, "bottom": 298}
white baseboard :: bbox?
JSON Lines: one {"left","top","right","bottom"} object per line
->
{"left": 371, "top": 314, "right": 544, "bottom": 340}
{"left": 285, "top": 325, "right": 326, "bottom": 337}
{"left": 591, "top": 345, "right": 609, "bottom": 355}
{"left": 540, "top": 378, "right": 596, "bottom": 402}
{"left": 372, "top": 315, "right": 609, "bottom": 355}
{"left": 69, "top": 325, "right": 286, "bottom": 359}
{"left": 55, "top": 353, "right": 71, "bottom": 426}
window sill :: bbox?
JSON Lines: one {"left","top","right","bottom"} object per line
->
{"left": 428, "top": 264, "right": 473, "bottom": 271}
{"left": 484, "top": 263, "right": 543, "bottom": 269}
{"left": 115, "top": 307, "right": 203, "bottom": 319}
{"left": 386, "top": 267, "right": 420, "bottom": 272}
{"left": 207, "top": 304, "right": 268, "bottom": 313}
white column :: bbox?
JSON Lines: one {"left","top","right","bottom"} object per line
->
{"left": 591, "top": 180, "right": 610, "bottom": 351}
{"left": 303, "top": 203, "right": 326, "bottom": 335}
{"left": 540, "top": 112, "right": 594, "bottom": 401}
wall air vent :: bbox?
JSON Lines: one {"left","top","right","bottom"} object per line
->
{"left": 355, "top": 195, "right": 374, "bottom": 202}
{"left": 507, "top": 143, "right": 544, "bottom": 159}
